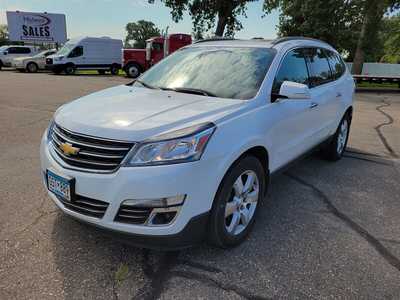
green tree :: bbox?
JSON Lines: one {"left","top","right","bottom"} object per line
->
{"left": 380, "top": 13, "right": 400, "bottom": 63}
{"left": 0, "top": 25, "right": 8, "bottom": 46}
{"left": 263, "top": 0, "right": 364, "bottom": 57}
{"left": 150, "top": 0, "right": 257, "bottom": 37}
{"left": 124, "top": 20, "right": 161, "bottom": 48}
{"left": 263, "top": 0, "right": 400, "bottom": 73}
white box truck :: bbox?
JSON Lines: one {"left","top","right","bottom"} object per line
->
{"left": 46, "top": 37, "right": 123, "bottom": 75}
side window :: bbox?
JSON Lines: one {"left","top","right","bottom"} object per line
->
{"left": 7, "top": 47, "right": 18, "bottom": 54}
{"left": 325, "top": 50, "right": 345, "bottom": 79}
{"left": 152, "top": 42, "right": 163, "bottom": 51}
{"left": 20, "top": 47, "right": 31, "bottom": 54}
{"left": 305, "top": 48, "right": 332, "bottom": 87}
{"left": 272, "top": 48, "right": 309, "bottom": 94}
{"left": 68, "top": 46, "right": 83, "bottom": 58}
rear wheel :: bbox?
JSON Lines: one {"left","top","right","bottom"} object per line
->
{"left": 26, "top": 62, "right": 38, "bottom": 73}
{"left": 126, "top": 63, "right": 141, "bottom": 78}
{"left": 322, "top": 112, "right": 351, "bottom": 161}
{"left": 64, "top": 64, "right": 76, "bottom": 75}
{"left": 208, "top": 156, "right": 266, "bottom": 248}
{"left": 110, "top": 64, "right": 119, "bottom": 75}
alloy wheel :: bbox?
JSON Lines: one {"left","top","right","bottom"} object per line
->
{"left": 337, "top": 119, "right": 348, "bottom": 154}
{"left": 225, "top": 170, "right": 259, "bottom": 236}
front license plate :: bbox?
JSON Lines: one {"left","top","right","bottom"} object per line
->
{"left": 47, "top": 170, "right": 74, "bottom": 201}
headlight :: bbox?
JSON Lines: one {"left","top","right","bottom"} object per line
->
{"left": 46, "top": 119, "right": 55, "bottom": 142}
{"left": 125, "top": 122, "right": 216, "bottom": 166}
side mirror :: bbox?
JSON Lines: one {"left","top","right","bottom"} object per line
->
{"left": 273, "top": 81, "right": 311, "bottom": 102}
{"left": 3, "top": 51, "right": 8, "bottom": 55}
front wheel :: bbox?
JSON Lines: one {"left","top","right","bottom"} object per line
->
{"left": 322, "top": 113, "right": 351, "bottom": 161}
{"left": 125, "top": 63, "right": 140, "bottom": 78}
{"left": 26, "top": 62, "right": 38, "bottom": 73}
{"left": 64, "top": 64, "right": 76, "bottom": 75}
{"left": 208, "top": 156, "right": 266, "bottom": 248}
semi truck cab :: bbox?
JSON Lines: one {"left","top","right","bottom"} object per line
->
{"left": 123, "top": 33, "right": 192, "bottom": 78}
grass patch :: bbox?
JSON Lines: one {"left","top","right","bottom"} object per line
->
{"left": 76, "top": 69, "right": 127, "bottom": 76}
{"left": 356, "top": 81, "right": 399, "bottom": 89}
{"left": 114, "top": 263, "right": 129, "bottom": 285}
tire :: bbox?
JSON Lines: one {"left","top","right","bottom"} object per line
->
{"left": 26, "top": 62, "right": 38, "bottom": 73}
{"left": 0, "top": 61, "right": 2, "bottom": 70}
{"left": 98, "top": 70, "right": 106, "bottom": 75}
{"left": 125, "top": 63, "right": 141, "bottom": 78}
{"left": 208, "top": 155, "right": 266, "bottom": 248}
{"left": 64, "top": 64, "right": 76, "bottom": 75}
{"left": 322, "top": 112, "right": 352, "bottom": 161}
{"left": 110, "top": 64, "right": 119, "bottom": 75}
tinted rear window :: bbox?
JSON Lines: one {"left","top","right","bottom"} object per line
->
{"left": 325, "top": 50, "right": 346, "bottom": 79}
{"left": 304, "top": 48, "right": 332, "bottom": 87}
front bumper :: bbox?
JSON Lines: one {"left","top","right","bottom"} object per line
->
{"left": 45, "top": 64, "right": 64, "bottom": 72}
{"left": 40, "top": 132, "right": 222, "bottom": 248}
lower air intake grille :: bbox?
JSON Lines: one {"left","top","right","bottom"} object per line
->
{"left": 57, "top": 194, "right": 109, "bottom": 218}
{"left": 114, "top": 205, "right": 152, "bottom": 225}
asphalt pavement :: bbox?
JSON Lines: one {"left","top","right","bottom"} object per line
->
{"left": 0, "top": 71, "right": 399, "bottom": 299}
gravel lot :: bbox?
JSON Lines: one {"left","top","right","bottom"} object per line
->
{"left": 0, "top": 71, "right": 399, "bottom": 299}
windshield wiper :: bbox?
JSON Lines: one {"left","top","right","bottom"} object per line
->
{"left": 160, "top": 87, "right": 216, "bottom": 97}
{"left": 127, "top": 79, "right": 158, "bottom": 90}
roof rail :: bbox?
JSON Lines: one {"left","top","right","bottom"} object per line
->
{"left": 194, "top": 37, "right": 237, "bottom": 44}
{"left": 271, "top": 36, "right": 330, "bottom": 46}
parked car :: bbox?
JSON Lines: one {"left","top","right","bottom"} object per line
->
{"left": 40, "top": 37, "right": 354, "bottom": 249}
{"left": 45, "top": 37, "right": 123, "bottom": 75}
{"left": 12, "top": 49, "right": 57, "bottom": 73}
{"left": 0, "top": 45, "right": 39, "bottom": 70}
{"left": 123, "top": 33, "right": 192, "bottom": 78}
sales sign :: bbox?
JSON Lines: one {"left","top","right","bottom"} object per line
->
{"left": 6, "top": 11, "right": 67, "bottom": 43}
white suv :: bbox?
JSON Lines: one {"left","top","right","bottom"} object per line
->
{"left": 0, "top": 45, "right": 39, "bottom": 69}
{"left": 40, "top": 37, "right": 354, "bottom": 249}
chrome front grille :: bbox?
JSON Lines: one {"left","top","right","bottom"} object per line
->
{"left": 50, "top": 124, "right": 135, "bottom": 172}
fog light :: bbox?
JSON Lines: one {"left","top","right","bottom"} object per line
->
{"left": 122, "top": 195, "right": 185, "bottom": 208}
{"left": 151, "top": 211, "right": 177, "bottom": 225}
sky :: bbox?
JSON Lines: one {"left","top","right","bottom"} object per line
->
{"left": 0, "top": 0, "right": 279, "bottom": 41}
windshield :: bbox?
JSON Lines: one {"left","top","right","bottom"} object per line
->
{"left": 135, "top": 46, "right": 276, "bottom": 100}
{"left": 56, "top": 43, "right": 74, "bottom": 56}
{"left": 33, "top": 50, "right": 50, "bottom": 58}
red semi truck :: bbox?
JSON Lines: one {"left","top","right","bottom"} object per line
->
{"left": 123, "top": 33, "right": 192, "bottom": 78}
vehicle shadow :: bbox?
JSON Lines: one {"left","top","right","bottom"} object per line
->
{"left": 50, "top": 152, "right": 397, "bottom": 299}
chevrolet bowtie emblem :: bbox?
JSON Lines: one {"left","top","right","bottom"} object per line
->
{"left": 59, "top": 142, "right": 80, "bottom": 156}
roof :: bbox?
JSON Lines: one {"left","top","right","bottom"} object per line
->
{"left": 191, "top": 37, "right": 335, "bottom": 51}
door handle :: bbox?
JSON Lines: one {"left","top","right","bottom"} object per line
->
{"left": 336, "top": 92, "right": 342, "bottom": 98}
{"left": 310, "top": 102, "right": 318, "bottom": 109}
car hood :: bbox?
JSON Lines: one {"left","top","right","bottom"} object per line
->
{"left": 55, "top": 85, "right": 245, "bottom": 141}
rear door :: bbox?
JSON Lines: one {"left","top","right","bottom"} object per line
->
{"left": 268, "top": 48, "right": 316, "bottom": 168}
{"left": 4, "top": 47, "right": 31, "bottom": 64}
{"left": 324, "top": 50, "right": 351, "bottom": 128}
{"left": 304, "top": 47, "right": 337, "bottom": 142}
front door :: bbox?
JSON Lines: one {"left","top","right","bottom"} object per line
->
{"left": 268, "top": 48, "right": 316, "bottom": 170}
